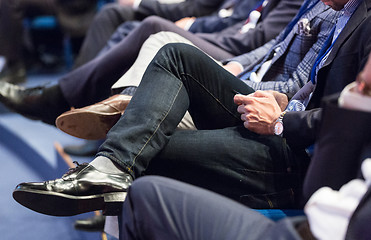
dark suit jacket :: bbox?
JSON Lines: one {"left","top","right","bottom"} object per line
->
{"left": 188, "top": 0, "right": 260, "bottom": 33}
{"left": 196, "top": 0, "right": 304, "bottom": 56}
{"left": 136, "top": 0, "right": 225, "bottom": 21}
{"left": 283, "top": 0, "right": 371, "bottom": 149}
{"left": 302, "top": 97, "right": 371, "bottom": 197}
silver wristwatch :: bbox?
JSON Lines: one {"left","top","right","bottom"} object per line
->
{"left": 274, "top": 111, "right": 287, "bottom": 136}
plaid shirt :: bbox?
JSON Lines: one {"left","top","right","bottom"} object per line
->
{"left": 234, "top": 0, "right": 341, "bottom": 96}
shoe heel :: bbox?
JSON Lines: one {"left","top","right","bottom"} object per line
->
{"left": 104, "top": 192, "right": 127, "bottom": 202}
{"left": 102, "top": 192, "right": 127, "bottom": 216}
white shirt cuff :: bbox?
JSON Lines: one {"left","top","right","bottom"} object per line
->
{"left": 133, "top": 0, "right": 142, "bottom": 10}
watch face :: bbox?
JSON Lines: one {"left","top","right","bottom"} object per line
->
{"left": 274, "top": 122, "right": 283, "bottom": 135}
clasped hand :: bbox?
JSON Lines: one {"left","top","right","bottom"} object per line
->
{"left": 234, "top": 90, "right": 288, "bottom": 135}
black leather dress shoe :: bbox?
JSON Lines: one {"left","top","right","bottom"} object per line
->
{"left": 0, "top": 82, "right": 69, "bottom": 125}
{"left": 74, "top": 215, "right": 106, "bottom": 232}
{"left": 0, "top": 61, "right": 26, "bottom": 84}
{"left": 13, "top": 162, "right": 132, "bottom": 216}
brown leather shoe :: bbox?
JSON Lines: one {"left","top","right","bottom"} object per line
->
{"left": 56, "top": 94, "right": 132, "bottom": 140}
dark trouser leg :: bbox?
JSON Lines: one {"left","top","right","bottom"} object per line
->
{"left": 120, "top": 176, "right": 304, "bottom": 240}
{"left": 0, "top": 0, "right": 23, "bottom": 62}
{"left": 73, "top": 4, "right": 136, "bottom": 68}
{"left": 59, "top": 16, "right": 234, "bottom": 108}
{"left": 97, "top": 44, "right": 304, "bottom": 208}
{"left": 0, "top": 0, "right": 56, "bottom": 63}
{"left": 0, "top": 0, "right": 70, "bottom": 124}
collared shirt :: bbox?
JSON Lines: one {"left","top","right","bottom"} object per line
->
{"left": 318, "top": 0, "right": 363, "bottom": 71}
{"left": 335, "top": 0, "right": 362, "bottom": 40}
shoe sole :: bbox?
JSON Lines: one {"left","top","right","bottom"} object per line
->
{"left": 13, "top": 188, "right": 126, "bottom": 216}
{"left": 56, "top": 110, "right": 121, "bottom": 140}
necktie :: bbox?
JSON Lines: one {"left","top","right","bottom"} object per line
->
{"left": 310, "top": 26, "right": 336, "bottom": 84}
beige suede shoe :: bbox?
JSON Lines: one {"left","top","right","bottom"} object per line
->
{"left": 56, "top": 94, "right": 132, "bottom": 140}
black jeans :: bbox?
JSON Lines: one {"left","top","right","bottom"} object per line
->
{"left": 98, "top": 43, "right": 308, "bottom": 208}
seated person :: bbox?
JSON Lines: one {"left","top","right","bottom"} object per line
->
{"left": 0, "top": 0, "right": 325, "bottom": 130}
{"left": 73, "top": 0, "right": 237, "bottom": 68}
{"left": 119, "top": 160, "right": 370, "bottom": 240}
{"left": 0, "top": 0, "right": 99, "bottom": 83}
{"left": 11, "top": 0, "right": 371, "bottom": 216}
{"left": 116, "top": 50, "right": 371, "bottom": 240}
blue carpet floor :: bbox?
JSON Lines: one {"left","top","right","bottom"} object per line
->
{"left": 0, "top": 73, "right": 102, "bottom": 240}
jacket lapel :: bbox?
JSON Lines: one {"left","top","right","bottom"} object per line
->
{"left": 322, "top": 0, "right": 370, "bottom": 68}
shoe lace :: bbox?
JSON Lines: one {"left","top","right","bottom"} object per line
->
{"left": 62, "top": 161, "right": 89, "bottom": 178}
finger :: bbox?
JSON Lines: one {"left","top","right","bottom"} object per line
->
{"left": 237, "top": 104, "right": 256, "bottom": 114}
{"left": 237, "top": 104, "right": 247, "bottom": 114}
{"left": 243, "top": 120, "right": 259, "bottom": 132}
{"left": 243, "top": 121, "right": 249, "bottom": 129}
{"left": 244, "top": 104, "right": 255, "bottom": 113}
{"left": 252, "top": 90, "right": 271, "bottom": 98}
{"left": 234, "top": 94, "right": 256, "bottom": 104}
{"left": 233, "top": 94, "right": 246, "bottom": 105}
{"left": 244, "top": 117, "right": 260, "bottom": 132}
{"left": 246, "top": 113, "right": 260, "bottom": 123}
{"left": 240, "top": 113, "right": 248, "bottom": 121}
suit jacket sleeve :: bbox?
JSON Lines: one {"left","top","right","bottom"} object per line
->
{"left": 283, "top": 108, "right": 322, "bottom": 149}
{"left": 224, "top": 38, "right": 276, "bottom": 69}
{"left": 188, "top": 0, "right": 260, "bottom": 33}
{"left": 136, "top": 0, "right": 225, "bottom": 21}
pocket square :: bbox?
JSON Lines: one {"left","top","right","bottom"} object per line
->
{"left": 297, "top": 18, "right": 311, "bottom": 35}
